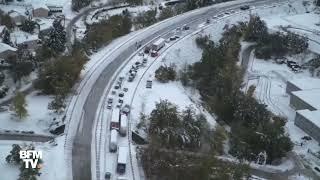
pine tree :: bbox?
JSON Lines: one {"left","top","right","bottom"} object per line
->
{"left": 12, "top": 92, "right": 28, "bottom": 119}
{"left": 2, "top": 29, "right": 11, "bottom": 45}
{"left": 45, "top": 19, "right": 66, "bottom": 53}
{"left": 5, "top": 144, "right": 22, "bottom": 164}
{"left": 21, "top": 19, "right": 37, "bottom": 33}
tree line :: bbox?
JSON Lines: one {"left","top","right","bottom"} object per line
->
{"left": 141, "top": 100, "right": 250, "bottom": 179}
{"left": 182, "top": 15, "right": 294, "bottom": 164}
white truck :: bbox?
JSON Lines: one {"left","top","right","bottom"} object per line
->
{"left": 151, "top": 38, "right": 165, "bottom": 51}
{"left": 119, "top": 114, "right": 127, "bottom": 137}
{"left": 117, "top": 146, "right": 128, "bottom": 174}
{"left": 110, "top": 108, "right": 120, "bottom": 129}
{"left": 109, "top": 129, "right": 118, "bottom": 152}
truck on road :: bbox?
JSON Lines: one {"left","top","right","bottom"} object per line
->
{"left": 151, "top": 38, "right": 165, "bottom": 51}
{"left": 119, "top": 114, "right": 127, "bottom": 136}
{"left": 109, "top": 129, "right": 118, "bottom": 152}
{"left": 117, "top": 146, "right": 128, "bottom": 174}
{"left": 110, "top": 108, "right": 120, "bottom": 129}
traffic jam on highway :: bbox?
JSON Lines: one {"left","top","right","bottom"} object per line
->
{"left": 101, "top": 5, "right": 255, "bottom": 179}
{"left": 102, "top": 23, "right": 195, "bottom": 179}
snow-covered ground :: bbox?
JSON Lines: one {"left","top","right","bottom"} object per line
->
{"left": 0, "top": 91, "right": 53, "bottom": 134}
{"left": 0, "top": 136, "right": 66, "bottom": 180}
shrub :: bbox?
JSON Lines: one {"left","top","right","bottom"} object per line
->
{"left": 155, "top": 65, "right": 176, "bottom": 83}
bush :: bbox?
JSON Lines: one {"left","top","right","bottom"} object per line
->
{"left": 85, "top": 14, "right": 132, "bottom": 49}
{"left": 20, "top": 19, "right": 37, "bottom": 33}
{"left": 35, "top": 49, "right": 87, "bottom": 95}
{"left": 195, "top": 35, "right": 211, "bottom": 49}
{"left": 155, "top": 65, "right": 176, "bottom": 83}
{"left": 134, "top": 9, "right": 157, "bottom": 29}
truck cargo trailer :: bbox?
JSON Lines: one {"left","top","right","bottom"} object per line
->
{"left": 110, "top": 108, "right": 121, "bottom": 129}
{"left": 117, "top": 146, "right": 128, "bottom": 174}
{"left": 120, "top": 114, "right": 127, "bottom": 137}
{"left": 151, "top": 38, "right": 165, "bottom": 51}
{"left": 109, "top": 129, "right": 118, "bottom": 152}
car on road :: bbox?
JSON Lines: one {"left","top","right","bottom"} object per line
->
{"left": 122, "top": 104, "right": 130, "bottom": 115}
{"left": 144, "top": 46, "right": 151, "bottom": 54}
{"left": 206, "top": 18, "right": 210, "bottom": 23}
{"left": 143, "top": 58, "right": 147, "bottom": 64}
{"left": 107, "top": 104, "right": 112, "bottom": 109}
{"left": 170, "top": 36, "right": 176, "bottom": 41}
{"left": 240, "top": 5, "right": 250, "bottom": 10}
{"left": 119, "top": 92, "right": 124, "bottom": 97}
{"left": 151, "top": 50, "right": 158, "bottom": 57}
{"left": 111, "top": 91, "right": 116, "bottom": 95}
{"left": 107, "top": 98, "right": 113, "bottom": 104}
{"left": 123, "top": 88, "right": 128, "bottom": 92}
{"left": 115, "top": 84, "right": 120, "bottom": 90}
{"left": 183, "top": 24, "right": 190, "bottom": 30}
{"left": 138, "top": 52, "right": 144, "bottom": 56}
{"left": 105, "top": 172, "right": 111, "bottom": 179}
{"left": 224, "top": 12, "right": 230, "bottom": 15}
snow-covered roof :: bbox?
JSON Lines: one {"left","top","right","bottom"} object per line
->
{"left": 0, "top": 43, "right": 17, "bottom": 53}
{"left": 292, "top": 89, "right": 320, "bottom": 110}
{"left": 0, "top": 26, "right": 6, "bottom": 33}
{"left": 11, "top": 31, "right": 39, "bottom": 45}
{"left": 32, "top": 4, "right": 49, "bottom": 10}
{"left": 297, "top": 109, "right": 320, "bottom": 128}
{"left": 288, "top": 77, "right": 320, "bottom": 91}
{"left": 117, "top": 146, "right": 128, "bottom": 164}
{"left": 8, "top": 11, "right": 25, "bottom": 18}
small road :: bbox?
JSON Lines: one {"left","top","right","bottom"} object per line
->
{"left": 0, "top": 133, "right": 54, "bottom": 142}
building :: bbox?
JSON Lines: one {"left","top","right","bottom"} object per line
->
{"left": 0, "top": 43, "right": 17, "bottom": 60}
{"left": 290, "top": 89, "right": 320, "bottom": 111}
{"left": 8, "top": 11, "right": 27, "bottom": 26}
{"left": 286, "top": 78, "right": 320, "bottom": 95}
{"left": 295, "top": 109, "right": 320, "bottom": 143}
{"left": 286, "top": 78, "right": 320, "bottom": 143}
{"left": 32, "top": 4, "right": 49, "bottom": 18}
{"left": 11, "top": 31, "right": 39, "bottom": 51}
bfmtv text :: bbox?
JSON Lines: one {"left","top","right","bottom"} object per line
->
{"left": 19, "top": 150, "right": 42, "bottom": 169}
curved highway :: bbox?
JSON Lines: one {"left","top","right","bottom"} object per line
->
{"left": 66, "top": 0, "right": 286, "bottom": 180}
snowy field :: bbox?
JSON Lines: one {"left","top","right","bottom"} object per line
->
{"left": 0, "top": 136, "right": 66, "bottom": 180}
{"left": 0, "top": 91, "right": 53, "bottom": 134}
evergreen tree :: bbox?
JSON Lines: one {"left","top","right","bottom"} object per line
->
{"left": 126, "top": 0, "right": 143, "bottom": 6}
{"left": 243, "top": 15, "right": 268, "bottom": 42}
{"left": 5, "top": 144, "right": 22, "bottom": 164}
{"left": 2, "top": 29, "right": 11, "bottom": 45}
{"left": 45, "top": 19, "right": 66, "bottom": 53}
{"left": 11, "top": 92, "right": 28, "bottom": 119}
{"left": 21, "top": 19, "right": 37, "bottom": 33}
{"left": 72, "top": 0, "right": 92, "bottom": 11}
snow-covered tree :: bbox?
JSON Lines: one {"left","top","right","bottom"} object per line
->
{"left": 5, "top": 144, "right": 22, "bottom": 164}
{"left": 2, "top": 29, "right": 11, "bottom": 45}
{"left": 21, "top": 19, "right": 37, "bottom": 33}
{"left": 45, "top": 19, "right": 66, "bottom": 53}
{"left": 11, "top": 92, "right": 28, "bottom": 119}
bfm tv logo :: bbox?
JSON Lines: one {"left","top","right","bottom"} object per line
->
{"left": 19, "top": 150, "right": 42, "bottom": 169}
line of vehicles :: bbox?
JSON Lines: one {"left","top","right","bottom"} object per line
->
{"left": 105, "top": 32, "right": 190, "bottom": 179}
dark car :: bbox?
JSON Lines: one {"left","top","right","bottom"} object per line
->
{"left": 105, "top": 172, "right": 111, "bottom": 179}
{"left": 240, "top": 5, "right": 250, "bottom": 10}
{"left": 144, "top": 46, "right": 151, "bottom": 54}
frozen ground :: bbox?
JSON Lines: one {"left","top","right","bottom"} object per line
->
{"left": 0, "top": 91, "right": 53, "bottom": 134}
{"left": 0, "top": 136, "right": 66, "bottom": 180}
